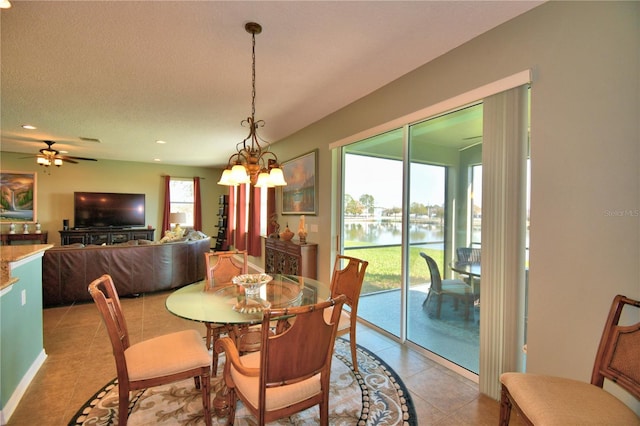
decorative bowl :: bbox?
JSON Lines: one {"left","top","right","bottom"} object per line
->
{"left": 231, "top": 273, "right": 272, "bottom": 314}
{"left": 232, "top": 273, "right": 272, "bottom": 296}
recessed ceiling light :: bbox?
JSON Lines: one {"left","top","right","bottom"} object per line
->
{"left": 156, "top": 140, "right": 166, "bottom": 144}
{"left": 154, "top": 158, "right": 161, "bottom": 162}
{"left": 22, "top": 124, "right": 37, "bottom": 130}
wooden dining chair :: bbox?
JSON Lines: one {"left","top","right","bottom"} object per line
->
{"left": 88, "top": 274, "right": 212, "bottom": 426}
{"left": 204, "top": 250, "right": 248, "bottom": 373}
{"left": 215, "top": 294, "right": 347, "bottom": 426}
{"left": 500, "top": 294, "right": 640, "bottom": 425}
{"left": 420, "top": 252, "right": 474, "bottom": 320}
{"left": 326, "top": 254, "right": 368, "bottom": 372}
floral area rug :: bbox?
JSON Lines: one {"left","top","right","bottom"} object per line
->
{"left": 69, "top": 338, "right": 417, "bottom": 425}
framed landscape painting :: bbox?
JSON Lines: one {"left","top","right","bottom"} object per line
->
{"left": 0, "top": 171, "right": 37, "bottom": 223}
{"left": 281, "top": 150, "right": 318, "bottom": 215}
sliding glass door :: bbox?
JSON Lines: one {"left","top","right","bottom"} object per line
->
{"left": 341, "top": 104, "right": 484, "bottom": 373}
{"left": 342, "top": 129, "right": 404, "bottom": 336}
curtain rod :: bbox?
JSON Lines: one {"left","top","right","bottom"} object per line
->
{"left": 161, "top": 175, "right": 206, "bottom": 179}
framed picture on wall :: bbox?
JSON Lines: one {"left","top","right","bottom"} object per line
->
{"left": 0, "top": 171, "right": 37, "bottom": 223}
{"left": 281, "top": 150, "right": 318, "bottom": 215}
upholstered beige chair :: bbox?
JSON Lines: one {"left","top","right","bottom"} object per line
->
{"left": 215, "top": 294, "right": 347, "bottom": 426}
{"left": 500, "top": 294, "right": 640, "bottom": 425}
{"left": 326, "top": 254, "right": 368, "bottom": 372}
{"left": 420, "top": 252, "right": 474, "bottom": 320}
{"left": 88, "top": 274, "right": 212, "bottom": 426}
{"left": 204, "top": 250, "right": 248, "bottom": 373}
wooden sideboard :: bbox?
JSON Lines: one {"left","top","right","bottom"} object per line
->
{"left": 265, "top": 238, "right": 317, "bottom": 279}
{"left": 59, "top": 228, "right": 155, "bottom": 245}
{"left": 1, "top": 232, "right": 48, "bottom": 245}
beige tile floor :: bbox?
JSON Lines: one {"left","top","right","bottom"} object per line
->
{"left": 6, "top": 289, "right": 525, "bottom": 425}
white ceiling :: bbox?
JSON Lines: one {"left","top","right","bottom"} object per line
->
{"left": 1, "top": 1, "right": 542, "bottom": 168}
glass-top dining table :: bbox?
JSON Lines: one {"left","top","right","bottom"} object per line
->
{"left": 165, "top": 273, "right": 331, "bottom": 325}
{"left": 165, "top": 273, "right": 332, "bottom": 417}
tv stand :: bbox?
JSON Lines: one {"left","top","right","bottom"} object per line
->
{"left": 60, "top": 228, "right": 155, "bottom": 246}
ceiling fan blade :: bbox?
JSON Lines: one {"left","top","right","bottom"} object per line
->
{"left": 62, "top": 155, "right": 97, "bottom": 162}
{"left": 60, "top": 157, "right": 79, "bottom": 164}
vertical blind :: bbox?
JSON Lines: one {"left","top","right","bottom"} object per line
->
{"left": 479, "top": 85, "right": 529, "bottom": 398}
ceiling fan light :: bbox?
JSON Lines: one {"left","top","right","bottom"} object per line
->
{"left": 54, "top": 158, "right": 63, "bottom": 167}
{"left": 268, "top": 167, "right": 287, "bottom": 186}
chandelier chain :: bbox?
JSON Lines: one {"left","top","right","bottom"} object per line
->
{"left": 251, "top": 29, "right": 256, "bottom": 121}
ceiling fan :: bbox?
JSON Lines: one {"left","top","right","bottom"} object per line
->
{"left": 29, "top": 140, "right": 98, "bottom": 167}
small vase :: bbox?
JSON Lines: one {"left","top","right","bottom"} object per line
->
{"left": 22, "top": 223, "right": 29, "bottom": 234}
{"left": 9, "top": 223, "right": 15, "bottom": 234}
{"left": 35, "top": 223, "right": 42, "bottom": 234}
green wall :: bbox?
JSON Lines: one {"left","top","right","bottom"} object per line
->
{"left": 0, "top": 254, "right": 45, "bottom": 411}
{"left": 0, "top": 153, "right": 225, "bottom": 247}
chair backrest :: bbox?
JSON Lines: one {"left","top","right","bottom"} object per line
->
{"left": 88, "top": 274, "right": 130, "bottom": 380}
{"left": 456, "top": 247, "right": 481, "bottom": 264}
{"left": 420, "top": 252, "right": 442, "bottom": 292}
{"left": 590, "top": 294, "right": 640, "bottom": 400}
{"left": 259, "top": 294, "right": 347, "bottom": 389}
{"left": 329, "top": 255, "right": 368, "bottom": 312}
{"left": 204, "top": 250, "right": 248, "bottom": 291}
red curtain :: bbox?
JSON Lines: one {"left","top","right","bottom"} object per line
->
{"left": 226, "top": 186, "right": 235, "bottom": 250}
{"left": 247, "top": 185, "right": 262, "bottom": 256}
{"left": 161, "top": 176, "right": 171, "bottom": 237}
{"left": 235, "top": 184, "right": 248, "bottom": 251}
{"left": 227, "top": 184, "right": 268, "bottom": 256}
{"left": 193, "top": 177, "right": 202, "bottom": 231}
{"left": 267, "top": 187, "right": 276, "bottom": 236}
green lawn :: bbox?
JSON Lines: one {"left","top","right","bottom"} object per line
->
{"left": 343, "top": 245, "right": 443, "bottom": 294}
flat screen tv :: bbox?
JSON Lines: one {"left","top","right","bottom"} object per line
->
{"left": 74, "top": 192, "right": 145, "bottom": 229}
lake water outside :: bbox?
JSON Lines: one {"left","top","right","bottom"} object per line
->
{"left": 344, "top": 219, "right": 445, "bottom": 247}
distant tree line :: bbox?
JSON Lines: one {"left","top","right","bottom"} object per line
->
{"left": 344, "top": 193, "right": 446, "bottom": 220}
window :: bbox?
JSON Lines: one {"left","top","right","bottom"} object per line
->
{"left": 169, "top": 178, "right": 194, "bottom": 226}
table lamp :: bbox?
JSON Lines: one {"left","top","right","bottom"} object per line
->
{"left": 169, "top": 212, "right": 187, "bottom": 237}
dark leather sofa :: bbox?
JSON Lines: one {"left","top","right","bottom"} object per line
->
{"left": 42, "top": 237, "right": 211, "bottom": 307}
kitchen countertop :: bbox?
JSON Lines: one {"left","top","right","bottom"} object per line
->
{"left": 0, "top": 244, "right": 53, "bottom": 290}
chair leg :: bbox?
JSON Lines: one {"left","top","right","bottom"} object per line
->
{"left": 499, "top": 385, "right": 513, "bottom": 426}
{"left": 118, "top": 380, "right": 130, "bottom": 426}
{"left": 349, "top": 324, "right": 359, "bottom": 372}
{"left": 422, "top": 291, "right": 431, "bottom": 307}
{"left": 205, "top": 323, "right": 213, "bottom": 349}
{"left": 200, "top": 370, "right": 212, "bottom": 426}
{"left": 211, "top": 329, "right": 220, "bottom": 375}
{"left": 319, "top": 397, "right": 329, "bottom": 426}
{"left": 226, "top": 387, "right": 237, "bottom": 426}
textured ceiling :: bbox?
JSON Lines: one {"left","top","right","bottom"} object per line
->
{"left": 1, "top": 1, "right": 542, "bottom": 167}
